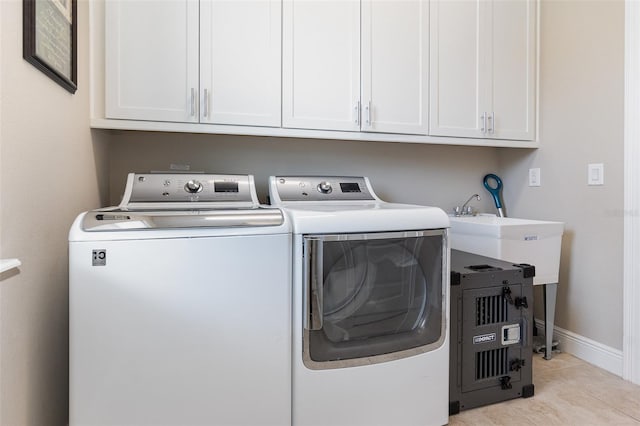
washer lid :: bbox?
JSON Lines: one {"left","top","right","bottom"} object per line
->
{"left": 81, "top": 208, "right": 284, "bottom": 231}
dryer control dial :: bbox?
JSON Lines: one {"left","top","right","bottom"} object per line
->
{"left": 317, "top": 181, "right": 333, "bottom": 194}
{"left": 185, "top": 179, "right": 203, "bottom": 194}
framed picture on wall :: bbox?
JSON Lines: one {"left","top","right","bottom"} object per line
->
{"left": 23, "top": 0, "right": 77, "bottom": 94}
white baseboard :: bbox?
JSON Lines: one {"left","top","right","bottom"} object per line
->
{"left": 535, "top": 319, "right": 623, "bottom": 377}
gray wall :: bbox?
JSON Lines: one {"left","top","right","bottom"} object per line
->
{"left": 498, "top": 0, "right": 624, "bottom": 349}
{"left": 0, "top": 1, "right": 109, "bottom": 424}
{"left": 108, "top": 132, "right": 502, "bottom": 212}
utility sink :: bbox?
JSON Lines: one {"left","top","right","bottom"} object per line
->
{"left": 449, "top": 215, "right": 564, "bottom": 285}
{"left": 450, "top": 214, "right": 565, "bottom": 360}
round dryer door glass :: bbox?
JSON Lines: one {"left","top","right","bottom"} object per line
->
{"left": 322, "top": 241, "right": 428, "bottom": 343}
{"left": 304, "top": 231, "right": 445, "bottom": 364}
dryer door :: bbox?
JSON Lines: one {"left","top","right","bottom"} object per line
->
{"left": 302, "top": 229, "right": 447, "bottom": 369}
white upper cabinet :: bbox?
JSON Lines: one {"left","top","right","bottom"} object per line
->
{"left": 282, "top": 0, "right": 361, "bottom": 132}
{"left": 490, "top": 0, "right": 536, "bottom": 140}
{"left": 106, "top": 0, "right": 281, "bottom": 127}
{"left": 98, "top": 0, "right": 537, "bottom": 146}
{"left": 200, "top": 0, "right": 281, "bottom": 127}
{"left": 429, "top": 0, "right": 486, "bottom": 138}
{"left": 283, "top": 0, "right": 428, "bottom": 135}
{"left": 429, "top": 0, "right": 536, "bottom": 140}
{"left": 361, "top": 0, "right": 429, "bottom": 135}
{"left": 105, "top": 0, "right": 199, "bottom": 122}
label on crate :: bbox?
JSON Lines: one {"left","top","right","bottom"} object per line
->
{"left": 472, "top": 333, "right": 497, "bottom": 344}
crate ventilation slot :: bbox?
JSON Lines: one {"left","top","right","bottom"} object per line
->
{"left": 475, "top": 348, "right": 509, "bottom": 380}
{"left": 476, "top": 294, "right": 508, "bottom": 325}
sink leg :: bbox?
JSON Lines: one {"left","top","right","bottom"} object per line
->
{"left": 543, "top": 282, "right": 558, "bottom": 360}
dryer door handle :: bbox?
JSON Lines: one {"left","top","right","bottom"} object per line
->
{"left": 304, "top": 238, "right": 324, "bottom": 331}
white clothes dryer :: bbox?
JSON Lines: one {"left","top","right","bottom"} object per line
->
{"left": 69, "top": 173, "right": 291, "bottom": 426}
{"left": 269, "top": 176, "right": 450, "bottom": 426}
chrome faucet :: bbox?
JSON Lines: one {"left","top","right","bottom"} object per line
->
{"left": 454, "top": 194, "right": 480, "bottom": 216}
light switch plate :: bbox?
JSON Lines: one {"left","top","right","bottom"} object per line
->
{"left": 588, "top": 163, "right": 604, "bottom": 185}
{"left": 529, "top": 168, "right": 541, "bottom": 187}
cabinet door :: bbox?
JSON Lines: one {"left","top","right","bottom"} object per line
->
{"left": 282, "top": 0, "right": 360, "bottom": 131}
{"left": 105, "top": 0, "right": 199, "bottom": 122}
{"left": 200, "top": 0, "right": 281, "bottom": 127}
{"left": 361, "top": 0, "right": 429, "bottom": 135}
{"left": 429, "top": 0, "right": 490, "bottom": 138}
{"left": 489, "top": 0, "right": 536, "bottom": 140}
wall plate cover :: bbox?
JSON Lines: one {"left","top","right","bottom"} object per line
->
{"left": 588, "top": 163, "right": 604, "bottom": 185}
{"left": 528, "top": 168, "right": 541, "bottom": 187}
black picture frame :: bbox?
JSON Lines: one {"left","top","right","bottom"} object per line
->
{"left": 23, "top": 0, "right": 77, "bottom": 94}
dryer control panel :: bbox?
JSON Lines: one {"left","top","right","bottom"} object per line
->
{"left": 271, "top": 176, "right": 377, "bottom": 202}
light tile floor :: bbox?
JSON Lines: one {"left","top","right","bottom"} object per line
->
{"left": 449, "top": 352, "right": 640, "bottom": 425}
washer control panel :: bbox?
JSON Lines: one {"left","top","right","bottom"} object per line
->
{"left": 273, "top": 176, "right": 376, "bottom": 202}
{"left": 120, "top": 173, "right": 257, "bottom": 208}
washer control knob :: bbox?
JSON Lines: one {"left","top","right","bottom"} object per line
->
{"left": 184, "top": 180, "right": 203, "bottom": 194}
{"left": 317, "top": 181, "right": 333, "bottom": 194}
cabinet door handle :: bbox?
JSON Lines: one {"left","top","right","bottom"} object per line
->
{"left": 203, "top": 89, "right": 210, "bottom": 118}
{"left": 354, "top": 101, "right": 361, "bottom": 126}
{"left": 480, "top": 112, "right": 487, "bottom": 133}
{"left": 488, "top": 112, "right": 494, "bottom": 134}
{"left": 190, "top": 88, "right": 196, "bottom": 117}
{"left": 365, "top": 101, "right": 371, "bottom": 126}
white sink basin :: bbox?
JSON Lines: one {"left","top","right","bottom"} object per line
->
{"left": 449, "top": 214, "right": 564, "bottom": 285}
{"left": 449, "top": 215, "right": 564, "bottom": 239}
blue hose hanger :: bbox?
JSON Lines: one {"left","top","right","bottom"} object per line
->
{"left": 483, "top": 174, "right": 506, "bottom": 217}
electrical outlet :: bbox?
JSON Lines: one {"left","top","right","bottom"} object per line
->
{"left": 529, "top": 168, "right": 541, "bottom": 187}
{"left": 588, "top": 163, "right": 604, "bottom": 185}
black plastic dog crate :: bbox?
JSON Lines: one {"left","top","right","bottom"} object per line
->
{"left": 449, "top": 250, "right": 535, "bottom": 415}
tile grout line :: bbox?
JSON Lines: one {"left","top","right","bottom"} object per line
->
{"left": 584, "top": 386, "right": 640, "bottom": 423}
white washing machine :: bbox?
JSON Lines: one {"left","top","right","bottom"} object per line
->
{"left": 269, "top": 176, "right": 450, "bottom": 426}
{"left": 69, "top": 173, "right": 291, "bottom": 426}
